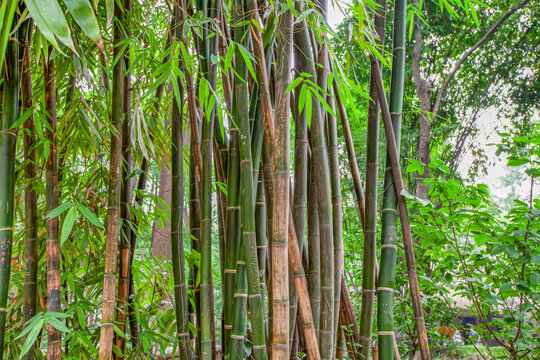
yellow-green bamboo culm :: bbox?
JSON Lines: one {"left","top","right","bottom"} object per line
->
{"left": 358, "top": 0, "right": 386, "bottom": 357}
{"left": 377, "top": 0, "right": 407, "bottom": 356}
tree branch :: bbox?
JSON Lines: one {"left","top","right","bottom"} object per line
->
{"left": 431, "top": 0, "right": 532, "bottom": 115}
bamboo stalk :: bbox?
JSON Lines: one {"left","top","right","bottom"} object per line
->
{"left": 0, "top": 16, "right": 19, "bottom": 360}
{"left": 370, "top": 54, "right": 431, "bottom": 360}
{"left": 333, "top": 83, "right": 366, "bottom": 226}
{"left": 19, "top": 19, "right": 38, "bottom": 360}
{"left": 223, "top": 124, "right": 240, "bottom": 356}
{"left": 44, "top": 48, "right": 63, "bottom": 360}
{"left": 294, "top": 17, "right": 335, "bottom": 359}
{"left": 272, "top": 1, "right": 294, "bottom": 356}
{"left": 308, "top": 162, "right": 321, "bottom": 341}
{"left": 232, "top": 0, "right": 268, "bottom": 355}
{"left": 189, "top": 144, "right": 202, "bottom": 358}
{"left": 98, "top": 0, "right": 125, "bottom": 356}
{"left": 170, "top": 39, "right": 192, "bottom": 358}
{"left": 327, "top": 90, "right": 344, "bottom": 347}
{"left": 358, "top": 1, "right": 386, "bottom": 357}
{"left": 115, "top": 0, "right": 133, "bottom": 354}
{"left": 287, "top": 217, "right": 322, "bottom": 360}
{"left": 288, "top": 28, "right": 310, "bottom": 354}
{"left": 127, "top": 158, "right": 149, "bottom": 346}
{"left": 376, "top": 0, "right": 405, "bottom": 357}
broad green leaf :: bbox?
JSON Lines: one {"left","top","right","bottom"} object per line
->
{"left": 47, "top": 202, "right": 73, "bottom": 219}
{"left": 75, "top": 203, "right": 104, "bottom": 228}
{"left": 77, "top": 308, "right": 87, "bottom": 330}
{"left": 64, "top": 0, "right": 103, "bottom": 51}
{"left": 19, "top": 319, "right": 45, "bottom": 359}
{"left": 0, "top": 0, "right": 18, "bottom": 70}
{"left": 46, "top": 316, "right": 70, "bottom": 333}
{"left": 25, "top": 0, "right": 77, "bottom": 53}
{"left": 61, "top": 207, "right": 77, "bottom": 245}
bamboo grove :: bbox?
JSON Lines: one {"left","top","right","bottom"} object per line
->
{"left": 0, "top": 0, "right": 449, "bottom": 357}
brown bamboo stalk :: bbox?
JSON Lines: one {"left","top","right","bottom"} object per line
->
{"left": 333, "top": 82, "right": 366, "bottom": 227}
{"left": 44, "top": 49, "right": 62, "bottom": 360}
{"left": 114, "top": 0, "right": 133, "bottom": 354}
{"left": 98, "top": 0, "right": 125, "bottom": 356}
{"left": 20, "top": 19, "right": 38, "bottom": 360}
{"left": 370, "top": 56, "right": 431, "bottom": 360}
{"left": 272, "top": 1, "right": 294, "bottom": 357}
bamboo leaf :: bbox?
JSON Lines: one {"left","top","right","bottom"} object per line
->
{"left": 237, "top": 43, "right": 258, "bottom": 84}
{"left": 47, "top": 202, "right": 74, "bottom": 218}
{"left": 25, "top": 0, "right": 77, "bottom": 54}
{"left": 305, "top": 89, "right": 312, "bottom": 128}
{"left": 61, "top": 207, "right": 77, "bottom": 245}
{"left": 9, "top": 108, "right": 34, "bottom": 130}
{"left": 75, "top": 203, "right": 104, "bottom": 228}
{"left": 46, "top": 316, "right": 70, "bottom": 333}
{"left": 286, "top": 76, "right": 303, "bottom": 93}
{"left": 0, "top": 0, "right": 18, "bottom": 69}
{"left": 18, "top": 319, "right": 44, "bottom": 359}
{"left": 64, "top": 0, "right": 103, "bottom": 51}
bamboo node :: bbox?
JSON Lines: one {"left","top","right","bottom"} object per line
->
{"left": 381, "top": 208, "right": 398, "bottom": 214}
{"left": 0, "top": 129, "right": 17, "bottom": 136}
{"left": 252, "top": 345, "right": 266, "bottom": 350}
{"left": 234, "top": 293, "right": 248, "bottom": 297}
{"left": 358, "top": 336, "right": 370, "bottom": 341}
{"left": 381, "top": 244, "right": 398, "bottom": 249}
{"left": 0, "top": 228, "right": 13, "bottom": 231}
{"left": 248, "top": 294, "right": 261, "bottom": 299}
{"left": 224, "top": 325, "right": 233, "bottom": 329}
{"left": 377, "top": 331, "right": 395, "bottom": 335}
{"left": 231, "top": 334, "right": 244, "bottom": 340}
{"left": 377, "top": 287, "right": 394, "bottom": 292}
{"left": 362, "top": 289, "right": 375, "bottom": 293}
{"left": 224, "top": 269, "right": 236, "bottom": 273}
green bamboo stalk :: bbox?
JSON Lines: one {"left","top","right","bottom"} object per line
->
{"left": 98, "top": 0, "right": 125, "bottom": 356}
{"left": 228, "top": 0, "right": 268, "bottom": 357}
{"left": 376, "top": 0, "right": 407, "bottom": 357}
{"left": 127, "top": 158, "right": 149, "bottom": 346}
{"left": 44, "top": 48, "right": 63, "bottom": 360}
{"left": 370, "top": 54, "right": 432, "bottom": 360}
{"left": 358, "top": 2, "right": 386, "bottom": 358}
{"left": 229, "top": 241, "right": 247, "bottom": 359}
{"left": 0, "top": 16, "right": 19, "bottom": 360}
{"left": 189, "top": 144, "right": 202, "bottom": 359}
{"left": 255, "top": 172, "right": 267, "bottom": 300}
{"left": 19, "top": 19, "right": 38, "bottom": 360}
{"left": 171, "top": 44, "right": 192, "bottom": 358}
{"left": 272, "top": 1, "right": 294, "bottom": 357}
{"left": 294, "top": 16, "right": 334, "bottom": 359}
{"left": 327, "top": 90, "right": 344, "bottom": 348}
{"left": 223, "top": 124, "right": 240, "bottom": 356}
{"left": 307, "top": 161, "right": 321, "bottom": 341}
